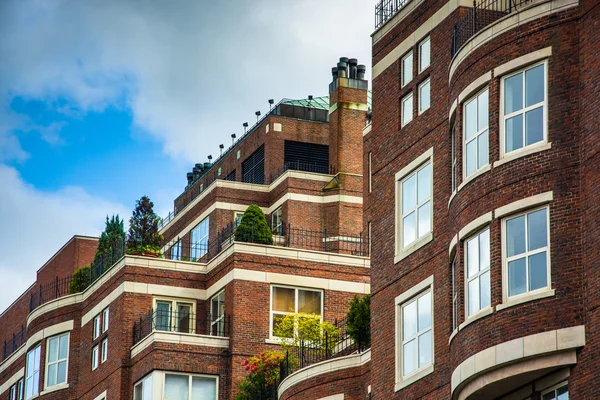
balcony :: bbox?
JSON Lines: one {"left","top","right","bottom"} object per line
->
{"left": 2, "top": 326, "right": 25, "bottom": 362}
{"left": 375, "top": 0, "right": 412, "bottom": 30}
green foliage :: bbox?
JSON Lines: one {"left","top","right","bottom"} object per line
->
{"left": 95, "top": 215, "right": 125, "bottom": 261}
{"left": 236, "top": 351, "right": 286, "bottom": 400}
{"left": 234, "top": 204, "right": 273, "bottom": 245}
{"left": 126, "top": 196, "right": 163, "bottom": 253}
{"left": 273, "top": 313, "right": 341, "bottom": 353}
{"left": 346, "top": 294, "right": 371, "bottom": 346}
{"left": 69, "top": 265, "right": 90, "bottom": 294}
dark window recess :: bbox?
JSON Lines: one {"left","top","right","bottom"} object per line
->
{"left": 284, "top": 140, "right": 329, "bottom": 174}
{"left": 242, "top": 146, "right": 265, "bottom": 184}
{"left": 275, "top": 104, "right": 329, "bottom": 123}
{"left": 225, "top": 170, "right": 236, "bottom": 182}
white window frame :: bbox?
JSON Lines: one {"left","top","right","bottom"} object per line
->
{"left": 368, "top": 151, "right": 372, "bottom": 193}
{"left": 464, "top": 228, "right": 491, "bottom": 318}
{"left": 133, "top": 373, "right": 153, "bottom": 400}
{"left": 163, "top": 371, "right": 218, "bottom": 400}
{"left": 541, "top": 381, "right": 568, "bottom": 399}
{"left": 463, "top": 87, "right": 489, "bottom": 179}
{"left": 395, "top": 147, "right": 434, "bottom": 263}
{"left": 502, "top": 206, "right": 551, "bottom": 303}
{"left": 451, "top": 257, "right": 458, "bottom": 332}
{"left": 419, "top": 36, "right": 430, "bottom": 73}
{"left": 451, "top": 122, "right": 457, "bottom": 192}
{"left": 92, "top": 344, "right": 99, "bottom": 371}
{"left": 101, "top": 339, "right": 108, "bottom": 363}
{"left": 152, "top": 297, "right": 197, "bottom": 334}
{"left": 418, "top": 78, "right": 431, "bottom": 114}
{"left": 269, "top": 285, "right": 324, "bottom": 339}
{"left": 210, "top": 291, "right": 226, "bottom": 336}
{"left": 102, "top": 308, "right": 109, "bottom": 332}
{"left": 401, "top": 92, "right": 413, "bottom": 127}
{"left": 401, "top": 51, "right": 413, "bottom": 87}
{"left": 271, "top": 207, "right": 283, "bottom": 236}
{"left": 93, "top": 315, "right": 100, "bottom": 339}
{"left": 395, "top": 275, "right": 434, "bottom": 391}
{"left": 10, "top": 378, "right": 24, "bottom": 400}
{"left": 45, "top": 333, "right": 69, "bottom": 388}
{"left": 25, "top": 344, "right": 40, "bottom": 399}
{"left": 499, "top": 60, "right": 548, "bottom": 158}
{"left": 190, "top": 216, "right": 210, "bottom": 260}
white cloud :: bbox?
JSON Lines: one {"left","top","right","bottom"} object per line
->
{"left": 0, "top": 164, "right": 128, "bottom": 312}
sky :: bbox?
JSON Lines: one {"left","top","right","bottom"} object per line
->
{"left": 0, "top": 0, "right": 374, "bottom": 313}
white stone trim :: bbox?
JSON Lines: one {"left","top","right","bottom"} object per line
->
{"left": 494, "top": 191, "right": 553, "bottom": 218}
{"left": 449, "top": 234, "right": 458, "bottom": 257}
{"left": 458, "top": 306, "right": 494, "bottom": 331}
{"left": 493, "top": 46, "right": 552, "bottom": 77}
{"left": 39, "top": 383, "right": 69, "bottom": 396}
{"left": 318, "top": 395, "right": 345, "bottom": 400}
{"left": 493, "top": 142, "right": 552, "bottom": 168}
{"left": 130, "top": 331, "right": 229, "bottom": 359}
{"left": 495, "top": 288, "right": 555, "bottom": 311}
{"left": 457, "top": 71, "right": 492, "bottom": 105}
{"left": 451, "top": 325, "right": 584, "bottom": 395}
{"left": 0, "top": 346, "right": 25, "bottom": 374}
{"left": 92, "top": 390, "right": 108, "bottom": 400}
{"left": 274, "top": 123, "right": 282, "bottom": 132}
{"left": 458, "top": 212, "right": 492, "bottom": 240}
{"left": 278, "top": 350, "right": 370, "bottom": 398}
{"left": 456, "top": 164, "right": 491, "bottom": 193}
{"left": 26, "top": 320, "right": 74, "bottom": 350}
{"left": 363, "top": 124, "right": 372, "bottom": 136}
{"left": 534, "top": 368, "right": 570, "bottom": 392}
{"left": 395, "top": 147, "right": 434, "bottom": 181}
{"left": 0, "top": 368, "right": 24, "bottom": 395}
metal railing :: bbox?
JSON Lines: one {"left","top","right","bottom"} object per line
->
{"left": 269, "top": 161, "right": 332, "bottom": 184}
{"left": 452, "top": 0, "right": 532, "bottom": 56}
{"left": 2, "top": 326, "right": 25, "bottom": 361}
{"left": 90, "top": 236, "right": 126, "bottom": 284}
{"left": 29, "top": 276, "right": 72, "bottom": 312}
{"left": 132, "top": 309, "right": 231, "bottom": 345}
{"left": 375, "top": 0, "right": 411, "bottom": 29}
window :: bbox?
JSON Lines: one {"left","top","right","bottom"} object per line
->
{"left": 401, "top": 291, "right": 432, "bottom": 376}
{"left": 542, "top": 382, "right": 568, "bottom": 400}
{"left": 92, "top": 345, "right": 99, "bottom": 370}
{"left": 234, "top": 212, "right": 244, "bottom": 227}
{"left": 502, "top": 62, "right": 546, "bottom": 154}
{"left": 25, "top": 344, "right": 40, "bottom": 399}
{"left": 401, "top": 93, "right": 413, "bottom": 127}
{"left": 419, "top": 37, "right": 430, "bottom": 72}
{"left": 164, "top": 373, "right": 217, "bottom": 400}
{"left": 102, "top": 308, "right": 109, "bottom": 332}
{"left": 170, "top": 240, "right": 181, "bottom": 261}
{"left": 464, "top": 88, "right": 489, "bottom": 177}
{"left": 451, "top": 122, "right": 457, "bottom": 192}
{"left": 45, "top": 333, "right": 69, "bottom": 387}
{"left": 190, "top": 217, "right": 209, "bottom": 260}
{"left": 101, "top": 339, "right": 108, "bottom": 363}
{"left": 368, "top": 152, "right": 372, "bottom": 193}
{"left": 401, "top": 51, "right": 413, "bottom": 87}
{"left": 93, "top": 315, "right": 100, "bottom": 339}
{"left": 271, "top": 207, "right": 283, "bottom": 235}
{"left": 418, "top": 78, "right": 430, "bottom": 114}
{"left": 399, "top": 162, "right": 432, "bottom": 248}
{"left": 270, "top": 286, "right": 322, "bottom": 337}
{"left": 451, "top": 257, "right": 458, "bottom": 331}
{"left": 134, "top": 374, "right": 153, "bottom": 400}
{"left": 210, "top": 291, "right": 226, "bottom": 336}
{"left": 504, "top": 207, "right": 550, "bottom": 298}
{"left": 465, "top": 229, "right": 491, "bottom": 317}
{"left": 155, "top": 299, "right": 195, "bottom": 334}
{"left": 9, "top": 379, "right": 24, "bottom": 400}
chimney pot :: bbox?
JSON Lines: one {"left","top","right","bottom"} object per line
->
{"left": 357, "top": 65, "right": 367, "bottom": 80}
{"left": 337, "top": 62, "right": 348, "bottom": 77}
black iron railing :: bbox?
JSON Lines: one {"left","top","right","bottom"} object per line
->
{"left": 452, "top": 0, "right": 532, "bottom": 56}
{"left": 269, "top": 161, "right": 332, "bottom": 184}
{"left": 29, "top": 276, "right": 72, "bottom": 312}
{"left": 90, "top": 237, "right": 126, "bottom": 284}
{"left": 2, "top": 326, "right": 25, "bottom": 361}
{"left": 375, "top": 0, "right": 411, "bottom": 29}
{"left": 132, "top": 310, "right": 231, "bottom": 345}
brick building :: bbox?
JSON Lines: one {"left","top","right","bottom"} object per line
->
{"left": 0, "top": 58, "right": 372, "bottom": 400}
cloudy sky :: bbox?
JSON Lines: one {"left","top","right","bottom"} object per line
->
{"left": 0, "top": 0, "right": 374, "bottom": 312}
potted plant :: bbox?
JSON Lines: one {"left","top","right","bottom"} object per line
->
{"left": 126, "top": 196, "right": 163, "bottom": 257}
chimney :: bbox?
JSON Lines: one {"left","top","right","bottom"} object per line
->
{"left": 187, "top": 172, "right": 194, "bottom": 184}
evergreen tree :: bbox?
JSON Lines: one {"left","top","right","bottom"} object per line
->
{"left": 126, "top": 196, "right": 163, "bottom": 253}
{"left": 95, "top": 215, "right": 125, "bottom": 261}
{"left": 346, "top": 294, "right": 371, "bottom": 349}
{"left": 234, "top": 204, "right": 273, "bottom": 245}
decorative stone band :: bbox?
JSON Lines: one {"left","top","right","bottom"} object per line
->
{"left": 130, "top": 331, "right": 229, "bottom": 359}
{"left": 0, "top": 367, "right": 23, "bottom": 396}
{"left": 451, "top": 325, "right": 585, "bottom": 400}
{"left": 278, "top": 350, "right": 371, "bottom": 398}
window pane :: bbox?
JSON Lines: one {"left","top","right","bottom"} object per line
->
{"left": 478, "top": 130, "right": 489, "bottom": 168}
{"left": 465, "top": 99, "right": 478, "bottom": 140}
{"left": 417, "top": 202, "right": 431, "bottom": 238}
{"left": 402, "top": 300, "right": 417, "bottom": 339}
{"left": 273, "top": 287, "right": 295, "bottom": 312}
{"left": 57, "top": 361, "right": 67, "bottom": 384}
{"left": 192, "top": 377, "right": 217, "bottom": 400}
{"left": 529, "top": 252, "right": 548, "bottom": 291}
{"left": 525, "top": 106, "right": 544, "bottom": 146}
{"left": 402, "top": 53, "right": 413, "bottom": 86}
{"left": 143, "top": 376, "right": 153, "bottom": 400}
{"left": 402, "top": 174, "right": 416, "bottom": 214}
{"left": 478, "top": 90, "right": 489, "bottom": 131}
{"left": 480, "top": 229, "right": 490, "bottom": 270}
{"left": 506, "top": 215, "right": 526, "bottom": 257}
{"left": 177, "top": 304, "right": 191, "bottom": 333}
{"left": 417, "top": 292, "right": 431, "bottom": 331}
{"left": 468, "top": 278, "right": 479, "bottom": 316}
{"left": 156, "top": 302, "right": 172, "bottom": 331}
{"left": 165, "top": 374, "right": 189, "bottom": 400}
{"left": 47, "top": 363, "right": 57, "bottom": 387}
{"left": 59, "top": 334, "right": 69, "bottom": 360}
{"left": 466, "top": 139, "right": 477, "bottom": 176}
{"left": 505, "top": 114, "right": 524, "bottom": 152}
{"left": 508, "top": 258, "right": 527, "bottom": 297}
{"left": 504, "top": 73, "right": 523, "bottom": 114}
{"left": 418, "top": 330, "right": 432, "bottom": 367}
{"left": 467, "top": 236, "right": 479, "bottom": 278}
{"left": 403, "top": 212, "right": 416, "bottom": 247}
{"left": 528, "top": 208, "right": 548, "bottom": 250}
{"left": 403, "top": 339, "right": 417, "bottom": 376}
{"left": 417, "top": 163, "right": 431, "bottom": 204}
{"left": 480, "top": 271, "right": 490, "bottom": 309}
{"left": 525, "top": 64, "right": 545, "bottom": 107}
{"left": 419, "top": 80, "right": 430, "bottom": 112}
{"left": 557, "top": 385, "right": 569, "bottom": 400}
{"left": 402, "top": 95, "right": 413, "bottom": 126}
{"left": 48, "top": 337, "right": 59, "bottom": 363}
{"left": 420, "top": 38, "right": 430, "bottom": 71}
{"left": 543, "top": 392, "right": 557, "bottom": 400}
{"left": 298, "top": 290, "right": 321, "bottom": 314}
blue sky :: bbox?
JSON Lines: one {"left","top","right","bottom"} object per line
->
{"left": 0, "top": 0, "right": 373, "bottom": 312}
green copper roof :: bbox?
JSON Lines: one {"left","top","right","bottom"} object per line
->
{"left": 281, "top": 91, "right": 372, "bottom": 111}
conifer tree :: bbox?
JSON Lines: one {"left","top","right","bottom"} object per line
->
{"left": 126, "top": 196, "right": 163, "bottom": 253}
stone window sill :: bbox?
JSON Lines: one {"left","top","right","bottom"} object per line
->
{"left": 458, "top": 306, "right": 494, "bottom": 331}
{"left": 394, "top": 232, "right": 433, "bottom": 264}
{"left": 493, "top": 142, "right": 552, "bottom": 168}
{"left": 496, "top": 289, "right": 555, "bottom": 312}
{"left": 457, "top": 164, "right": 491, "bottom": 193}
{"left": 40, "top": 383, "right": 69, "bottom": 396}
{"left": 395, "top": 363, "right": 434, "bottom": 391}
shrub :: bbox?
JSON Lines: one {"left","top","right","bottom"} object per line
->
{"left": 346, "top": 294, "right": 371, "bottom": 348}
{"left": 273, "top": 313, "right": 340, "bottom": 353}
{"left": 234, "top": 204, "right": 273, "bottom": 245}
{"left": 236, "top": 350, "right": 286, "bottom": 400}
{"left": 69, "top": 265, "right": 91, "bottom": 294}
{"left": 126, "top": 196, "right": 163, "bottom": 254}
{"left": 95, "top": 215, "right": 125, "bottom": 261}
